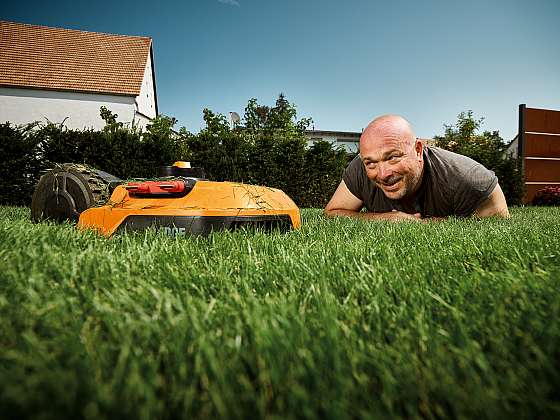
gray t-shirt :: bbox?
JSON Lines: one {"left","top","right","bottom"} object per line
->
{"left": 342, "top": 146, "right": 498, "bottom": 217}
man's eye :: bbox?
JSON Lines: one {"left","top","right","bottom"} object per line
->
{"left": 366, "top": 162, "right": 377, "bottom": 169}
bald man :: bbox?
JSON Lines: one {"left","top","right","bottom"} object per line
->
{"left": 325, "top": 115, "right": 509, "bottom": 221}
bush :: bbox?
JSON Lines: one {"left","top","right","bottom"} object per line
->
{"left": 0, "top": 112, "right": 182, "bottom": 205}
{"left": 0, "top": 99, "right": 348, "bottom": 208}
{"left": 0, "top": 122, "right": 45, "bottom": 206}
{"left": 182, "top": 96, "right": 348, "bottom": 208}
{"left": 299, "top": 140, "right": 349, "bottom": 208}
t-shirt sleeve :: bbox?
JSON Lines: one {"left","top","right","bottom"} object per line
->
{"left": 453, "top": 162, "right": 498, "bottom": 217}
{"left": 342, "top": 155, "right": 365, "bottom": 201}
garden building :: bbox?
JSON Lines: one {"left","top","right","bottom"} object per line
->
{"left": 0, "top": 20, "right": 158, "bottom": 130}
{"left": 305, "top": 129, "right": 435, "bottom": 154}
{"left": 305, "top": 130, "right": 362, "bottom": 153}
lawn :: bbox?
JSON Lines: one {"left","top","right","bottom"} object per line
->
{"left": 1, "top": 206, "right": 559, "bottom": 419}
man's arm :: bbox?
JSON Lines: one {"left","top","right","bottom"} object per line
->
{"left": 474, "top": 183, "right": 510, "bottom": 218}
{"left": 324, "top": 181, "right": 421, "bottom": 222}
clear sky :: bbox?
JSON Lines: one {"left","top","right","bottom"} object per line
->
{"left": 3, "top": 0, "right": 559, "bottom": 140}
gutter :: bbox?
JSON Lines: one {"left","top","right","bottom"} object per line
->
{"left": 150, "top": 42, "right": 159, "bottom": 116}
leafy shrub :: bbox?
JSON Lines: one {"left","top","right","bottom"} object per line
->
{"left": 0, "top": 112, "right": 181, "bottom": 205}
{"left": 0, "top": 122, "right": 45, "bottom": 206}
{"left": 0, "top": 97, "right": 348, "bottom": 208}
{"left": 182, "top": 95, "right": 348, "bottom": 207}
{"left": 532, "top": 186, "right": 560, "bottom": 206}
{"left": 299, "top": 140, "right": 349, "bottom": 208}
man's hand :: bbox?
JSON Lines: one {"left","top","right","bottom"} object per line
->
{"left": 363, "top": 210, "right": 422, "bottom": 222}
{"left": 324, "top": 181, "right": 423, "bottom": 222}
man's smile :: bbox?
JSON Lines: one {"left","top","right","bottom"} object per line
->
{"left": 377, "top": 176, "right": 403, "bottom": 191}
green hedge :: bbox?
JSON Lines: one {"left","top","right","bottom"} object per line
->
{"left": 0, "top": 121, "right": 349, "bottom": 208}
{"left": 0, "top": 121, "right": 179, "bottom": 206}
{"left": 182, "top": 129, "right": 349, "bottom": 208}
{"left": 0, "top": 123, "right": 44, "bottom": 206}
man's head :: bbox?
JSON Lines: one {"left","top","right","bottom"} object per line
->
{"left": 360, "top": 115, "right": 424, "bottom": 200}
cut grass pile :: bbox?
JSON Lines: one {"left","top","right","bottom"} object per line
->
{"left": 1, "top": 206, "right": 560, "bottom": 419}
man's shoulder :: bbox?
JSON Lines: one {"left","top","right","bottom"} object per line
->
{"left": 425, "top": 146, "right": 493, "bottom": 185}
{"left": 342, "top": 153, "right": 383, "bottom": 209}
{"left": 343, "top": 154, "right": 365, "bottom": 180}
{"left": 424, "top": 146, "right": 498, "bottom": 216}
{"left": 425, "top": 146, "right": 482, "bottom": 170}
{"left": 343, "top": 155, "right": 366, "bottom": 194}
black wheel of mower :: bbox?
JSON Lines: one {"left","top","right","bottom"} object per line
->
{"left": 31, "top": 164, "right": 118, "bottom": 223}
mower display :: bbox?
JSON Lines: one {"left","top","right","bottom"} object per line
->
{"left": 31, "top": 162, "right": 301, "bottom": 237}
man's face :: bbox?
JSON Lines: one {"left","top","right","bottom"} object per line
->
{"left": 360, "top": 130, "right": 423, "bottom": 201}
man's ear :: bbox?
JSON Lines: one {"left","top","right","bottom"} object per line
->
{"left": 415, "top": 138, "right": 423, "bottom": 161}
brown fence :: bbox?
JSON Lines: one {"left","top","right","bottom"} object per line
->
{"left": 518, "top": 105, "right": 560, "bottom": 203}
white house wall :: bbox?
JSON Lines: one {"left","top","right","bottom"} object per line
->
{"left": 306, "top": 134, "right": 359, "bottom": 153}
{"left": 0, "top": 87, "right": 138, "bottom": 130}
{"left": 506, "top": 136, "right": 519, "bottom": 158}
{"left": 135, "top": 57, "right": 157, "bottom": 119}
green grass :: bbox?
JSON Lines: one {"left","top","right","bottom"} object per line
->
{"left": 1, "top": 206, "right": 560, "bottom": 419}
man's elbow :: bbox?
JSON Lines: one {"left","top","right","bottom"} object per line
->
{"left": 474, "top": 202, "right": 510, "bottom": 219}
{"left": 323, "top": 206, "right": 339, "bottom": 218}
{"left": 474, "top": 184, "right": 510, "bottom": 219}
{"left": 323, "top": 206, "right": 362, "bottom": 218}
{"left": 478, "top": 208, "right": 510, "bottom": 219}
{"left": 493, "top": 206, "right": 511, "bottom": 219}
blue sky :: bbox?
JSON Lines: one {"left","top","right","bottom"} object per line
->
{"left": 3, "top": 0, "right": 559, "bottom": 140}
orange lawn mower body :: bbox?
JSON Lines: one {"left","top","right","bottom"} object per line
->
{"left": 32, "top": 162, "right": 301, "bottom": 237}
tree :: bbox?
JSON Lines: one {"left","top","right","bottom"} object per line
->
{"left": 180, "top": 94, "right": 346, "bottom": 206}
{"left": 99, "top": 106, "right": 123, "bottom": 132}
{"left": 145, "top": 115, "right": 177, "bottom": 138}
{"left": 434, "top": 111, "right": 524, "bottom": 205}
{"left": 243, "top": 93, "right": 312, "bottom": 138}
{"left": 201, "top": 108, "right": 230, "bottom": 136}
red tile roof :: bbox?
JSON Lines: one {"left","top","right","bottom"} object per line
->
{"left": 0, "top": 21, "right": 152, "bottom": 96}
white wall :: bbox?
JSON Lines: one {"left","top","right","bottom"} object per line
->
{"left": 306, "top": 134, "right": 359, "bottom": 153}
{"left": 135, "top": 57, "right": 157, "bottom": 119}
{"left": 134, "top": 112, "right": 153, "bottom": 129}
{"left": 506, "top": 136, "right": 519, "bottom": 158}
{"left": 0, "top": 87, "right": 138, "bottom": 130}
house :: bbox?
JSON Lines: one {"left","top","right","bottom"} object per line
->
{"left": 0, "top": 21, "right": 158, "bottom": 130}
{"left": 305, "top": 130, "right": 362, "bottom": 153}
{"left": 305, "top": 129, "right": 434, "bottom": 154}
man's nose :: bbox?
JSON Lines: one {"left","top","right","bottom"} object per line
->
{"left": 377, "top": 161, "right": 393, "bottom": 180}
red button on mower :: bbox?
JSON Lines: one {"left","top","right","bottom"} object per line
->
{"left": 124, "top": 180, "right": 185, "bottom": 195}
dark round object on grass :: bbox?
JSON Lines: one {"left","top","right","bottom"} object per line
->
{"left": 31, "top": 163, "right": 120, "bottom": 223}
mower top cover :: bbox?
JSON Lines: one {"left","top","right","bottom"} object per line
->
{"left": 78, "top": 178, "right": 301, "bottom": 237}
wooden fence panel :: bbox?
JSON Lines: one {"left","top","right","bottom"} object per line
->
{"left": 524, "top": 159, "right": 560, "bottom": 182}
{"left": 524, "top": 134, "right": 560, "bottom": 158}
{"left": 521, "top": 106, "right": 560, "bottom": 202}
{"left": 525, "top": 107, "right": 560, "bottom": 134}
